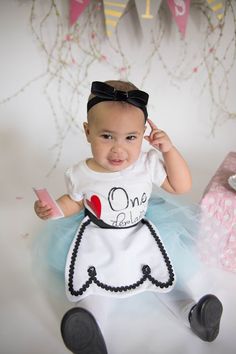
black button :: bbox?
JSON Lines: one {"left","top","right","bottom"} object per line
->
{"left": 88, "top": 266, "right": 97, "bottom": 276}
{"left": 142, "top": 265, "right": 151, "bottom": 275}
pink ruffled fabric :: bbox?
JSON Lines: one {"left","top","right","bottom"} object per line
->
{"left": 199, "top": 152, "right": 236, "bottom": 272}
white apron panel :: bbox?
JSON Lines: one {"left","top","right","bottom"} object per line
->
{"left": 65, "top": 216, "right": 175, "bottom": 301}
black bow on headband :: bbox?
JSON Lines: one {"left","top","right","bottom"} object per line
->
{"left": 87, "top": 81, "right": 149, "bottom": 120}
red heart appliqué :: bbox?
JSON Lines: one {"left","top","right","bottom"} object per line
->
{"left": 86, "top": 195, "right": 101, "bottom": 219}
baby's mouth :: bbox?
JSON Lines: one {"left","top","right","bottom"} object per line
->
{"left": 108, "top": 158, "right": 125, "bottom": 166}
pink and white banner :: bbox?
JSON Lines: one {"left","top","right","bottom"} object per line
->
{"left": 167, "top": 0, "right": 191, "bottom": 36}
{"left": 68, "top": 1, "right": 226, "bottom": 35}
{"left": 70, "top": 0, "right": 91, "bottom": 26}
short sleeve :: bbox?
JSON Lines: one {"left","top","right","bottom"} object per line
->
{"left": 65, "top": 166, "right": 84, "bottom": 202}
{"left": 146, "top": 149, "right": 167, "bottom": 187}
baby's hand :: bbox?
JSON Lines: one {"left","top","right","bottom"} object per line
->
{"left": 144, "top": 118, "right": 173, "bottom": 153}
{"left": 34, "top": 200, "right": 53, "bottom": 220}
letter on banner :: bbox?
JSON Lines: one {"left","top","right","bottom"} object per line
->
{"left": 206, "top": 0, "right": 225, "bottom": 21}
{"left": 103, "top": 0, "right": 129, "bottom": 37}
{"left": 167, "top": 0, "right": 191, "bottom": 36}
{"left": 135, "top": 0, "right": 162, "bottom": 32}
{"left": 70, "top": 0, "right": 91, "bottom": 26}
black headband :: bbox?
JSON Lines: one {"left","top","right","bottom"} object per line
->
{"left": 87, "top": 81, "right": 149, "bottom": 121}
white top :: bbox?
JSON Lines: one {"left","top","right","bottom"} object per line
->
{"left": 64, "top": 149, "right": 175, "bottom": 301}
{"left": 65, "top": 149, "right": 166, "bottom": 227}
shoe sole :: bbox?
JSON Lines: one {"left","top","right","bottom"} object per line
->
{"left": 61, "top": 307, "right": 108, "bottom": 354}
{"left": 200, "top": 295, "right": 223, "bottom": 328}
{"left": 191, "top": 294, "right": 223, "bottom": 342}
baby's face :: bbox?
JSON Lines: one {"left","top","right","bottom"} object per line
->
{"left": 84, "top": 101, "right": 146, "bottom": 172}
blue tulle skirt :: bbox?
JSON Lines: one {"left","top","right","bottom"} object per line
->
{"left": 32, "top": 192, "right": 212, "bottom": 296}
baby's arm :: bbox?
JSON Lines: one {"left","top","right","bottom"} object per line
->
{"left": 161, "top": 148, "right": 192, "bottom": 194}
{"left": 34, "top": 194, "right": 84, "bottom": 220}
{"left": 144, "top": 118, "right": 192, "bottom": 194}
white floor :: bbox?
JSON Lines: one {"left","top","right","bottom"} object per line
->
{"left": 1, "top": 194, "right": 236, "bottom": 354}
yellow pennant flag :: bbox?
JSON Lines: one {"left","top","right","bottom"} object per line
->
{"left": 103, "top": 0, "right": 129, "bottom": 37}
{"left": 206, "top": 0, "right": 225, "bottom": 21}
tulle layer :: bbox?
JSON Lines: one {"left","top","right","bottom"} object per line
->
{"left": 32, "top": 192, "right": 218, "bottom": 291}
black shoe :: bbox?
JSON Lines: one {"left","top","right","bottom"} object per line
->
{"left": 189, "top": 294, "right": 223, "bottom": 342}
{"left": 61, "top": 307, "right": 108, "bottom": 354}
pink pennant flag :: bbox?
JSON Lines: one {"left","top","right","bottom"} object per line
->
{"left": 70, "top": 0, "right": 91, "bottom": 26}
{"left": 167, "top": 0, "right": 191, "bottom": 36}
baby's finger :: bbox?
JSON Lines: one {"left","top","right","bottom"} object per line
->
{"left": 35, "top": 203, "right": 51, "bottom": 214}
{"left": 41, "top": 211, "right": 53, "bottom": 219}
{"left": 153, "top": 130, "right": 166, "bottom": 139}
{"left": 34, "top": 200, "right": 45, "bottom": 211}
{"left": 39, "top": 208, "right": 53, "bottom": 219}
{"left": 37, "top": 200, "right": 48, "bottom": 208}
{"left": 144, "top": 136, "right": 151, "bottom": 143}
{"left": 147, "top": 118, "right": 158, "bottom": 130}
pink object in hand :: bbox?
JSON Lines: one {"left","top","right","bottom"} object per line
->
{"left": 33, "top": 188, "right": 64, "bottom": 220}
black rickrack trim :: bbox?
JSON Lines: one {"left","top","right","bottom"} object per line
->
{"left": 68, "top": 218, "right": 91, "bottom": 297}
{"left": 68, "top": 218, "right": 175, "bottom": 297}
{"left": 141, "top": 219, "right": 175, "bottom": 288}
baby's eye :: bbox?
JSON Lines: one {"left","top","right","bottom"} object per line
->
{"left": 101, "top": 134, "right": 113, "bottom": 140}
{"left": 126, "top": 135, "right": 137, "bottom": 141}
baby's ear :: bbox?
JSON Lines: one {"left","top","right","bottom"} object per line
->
{"left": 83, "top": 122, "right": 91, "bottom": 142}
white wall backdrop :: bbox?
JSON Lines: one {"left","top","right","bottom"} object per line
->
{"left": 1, "top": 0, "right": 235, "bottom": 205}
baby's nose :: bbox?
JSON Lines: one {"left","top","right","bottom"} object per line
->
{"left": 111, "top": 141, "right": 123, "bottom": 153}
